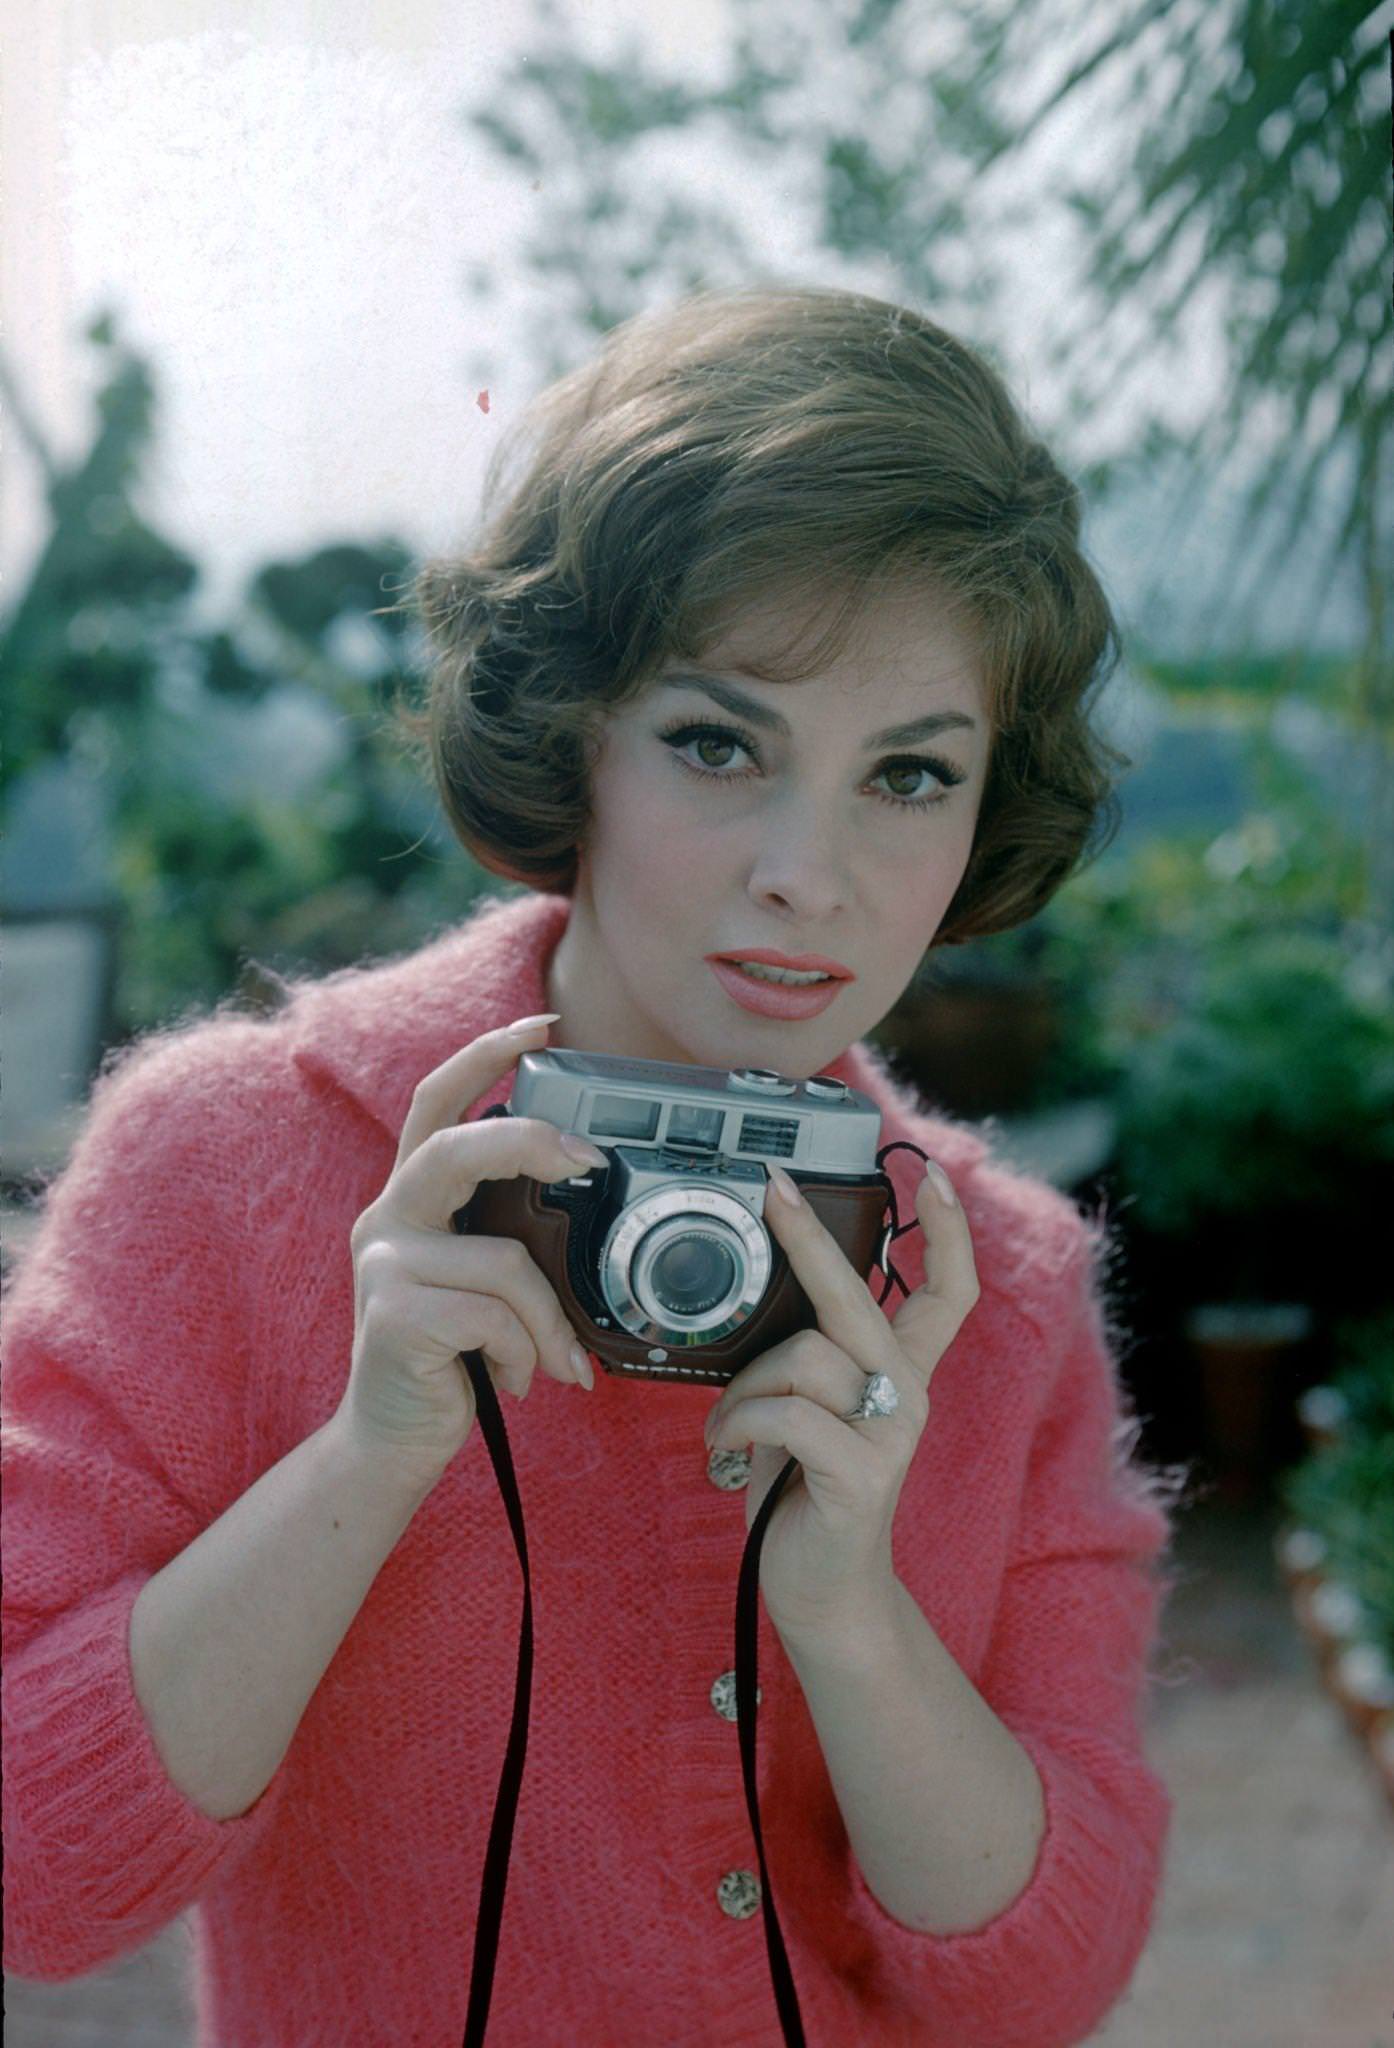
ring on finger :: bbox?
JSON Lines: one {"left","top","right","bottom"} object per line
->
{"left": 841, "top": 1368, "right": 899, "bottom": 1422}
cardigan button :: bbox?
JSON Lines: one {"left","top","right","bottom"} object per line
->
{"left": 716, "top": 1869, "right": 762, "bottom": 1919}
{"left": 706, "top": 1445, "right": 750, "bottom": 1489}
{"left": 710, "top": 1670, "right": 760, "bottom": 1721}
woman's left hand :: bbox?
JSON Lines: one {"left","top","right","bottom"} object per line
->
{"left": 703, "top": 1159, "right": 979, "bottom": 1643}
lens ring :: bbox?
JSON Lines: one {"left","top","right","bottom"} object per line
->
{"left": 600, "top": 1183, "right": 771, "bottom": 1344}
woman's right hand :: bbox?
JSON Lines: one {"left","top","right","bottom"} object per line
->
{"left": 336, "top": 1014, "right": 606, "bottom": 1480}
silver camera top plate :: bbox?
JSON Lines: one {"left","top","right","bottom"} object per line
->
{"left": 509, "top": 1047, "right": 882, "bottom": 1174}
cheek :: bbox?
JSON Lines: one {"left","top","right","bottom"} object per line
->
{"left": 588, "top": 757, "right": 724, "bottom": 895}
{"left": 880, "top": 818, "right": 976, "bottom": 942}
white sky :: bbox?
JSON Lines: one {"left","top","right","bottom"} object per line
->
{"left": 7, "top": 0, "right": 746, "bottom": 614}
{"left": 2, "top": 0, "right": 1365, "bottom": 650}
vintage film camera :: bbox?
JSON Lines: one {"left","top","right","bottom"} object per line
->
{"left": 455, "top": 1048, "right": 893, "bottom": 1387}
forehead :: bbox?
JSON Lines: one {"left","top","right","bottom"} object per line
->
{"left": 680, "top": 573, "right": 988, "bottom": 717}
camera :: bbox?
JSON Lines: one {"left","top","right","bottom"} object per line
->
{"left": 455, "top": 1048, "right": 892, "bottom": 1387}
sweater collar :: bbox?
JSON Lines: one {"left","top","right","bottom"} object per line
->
{"left": 285, "top": 888, "right": 987, "bottom": 1178}
{"left": 287, "top": 890, "right": 574, "bottom": 1140}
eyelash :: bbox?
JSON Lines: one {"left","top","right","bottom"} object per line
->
{"left": 655, "top": 718, "right": 967, "bottom": 812}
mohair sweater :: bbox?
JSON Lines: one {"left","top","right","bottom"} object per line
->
{"left": 3, "top": 888, "right": 1179, "bottom": 2048}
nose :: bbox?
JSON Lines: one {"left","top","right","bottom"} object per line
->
{"left": 744, "top": 794, "right": 853, "bottom": 921}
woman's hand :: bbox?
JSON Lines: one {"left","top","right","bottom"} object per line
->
{"left": 702, "top": 1158, "right": 979, "bottom": 1643}
{"left": 338, "top": 1015, "right": 603, "bottom": 1484}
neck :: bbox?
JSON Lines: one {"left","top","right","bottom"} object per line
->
{"left": 544, "top": 888, "right": 688, "bottom": 1066}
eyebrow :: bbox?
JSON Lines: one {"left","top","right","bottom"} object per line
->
{"left": 657, "top": 671, "right": 979, "bottom": 750}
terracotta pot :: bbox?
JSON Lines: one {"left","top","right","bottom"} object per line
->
{"left": 1370, "top": 1709, "right": 1394, "bottom": 1812}
{"left": 1285, "top": 1570, "right": 1394, "bottom": 1805}
{"left": 1330, "top": 1641, "right": 1394, "bottom": 1743}
{"left": 1184, "top": 1301, "right": 1314, "bottom": 1501}
{"left": 1292, "top": 1573, "right": 1367, "bottom": 1677}
{"left": 1273, "top": 1523, "right": 1329, "bottom": 1595}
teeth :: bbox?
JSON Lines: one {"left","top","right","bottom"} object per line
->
{"left": 730, "top": 960, "right": 833, "bottom": 986}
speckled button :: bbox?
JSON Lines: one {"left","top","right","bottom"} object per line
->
{"left": 706, "top": 1445, "right": 751, "bottom": 1489}
{"left": 710, "top": 1670, "right": 761, "bottom": 1721}
{"left": 716, "top": 1869, "right": 762, "bottom": 1919}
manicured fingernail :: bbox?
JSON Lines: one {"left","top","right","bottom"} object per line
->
{"left": 561, "top": 1131, "right": 608, "bottom": 1168}
{"left": 768, "top": 1164, "right": 804, "bottom": 1207}
{"left": 570, "top": 1343, "right": 594, "bottom": 1389}
{"left": 508, "top": 1011, "right": 561, "bottom": 1039}
{"left": 923, "top": 1160, "right": 956, "bottom": 1207}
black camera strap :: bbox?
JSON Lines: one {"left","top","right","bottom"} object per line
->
{"left": 456, "top": 1136, "right": 930, "bottom": 2046}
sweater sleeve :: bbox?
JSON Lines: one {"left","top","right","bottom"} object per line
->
{"left": 2, "top": 1020, "right": 295, "bottom": 1982}
{"left": 841, "top": 1201, "right": 1180, "bottom": 2048}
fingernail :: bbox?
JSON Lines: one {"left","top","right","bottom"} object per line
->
{"left": 570, "top": 1342, "right": 594, "bottom": 1389}
{"left": 923, "top": 1160, "right": 956, "bottom": 1207}
{"left": 561, "top": 1131, "right": 608, "bottom": 1168}
{"left": 768, "top": 1163, "right": 804, "bottom": 1207}
{"left": 508, "top": 1012, "right": 561, "bottom": 1039}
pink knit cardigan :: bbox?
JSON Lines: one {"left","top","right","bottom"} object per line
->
{"left": 3, "top": 888, "right": 1178, "bottom": 2047}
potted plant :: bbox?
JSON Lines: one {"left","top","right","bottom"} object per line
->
{"left": 1109, "top": 931, "right": 1394, "bottom": 1495}
{"left": 1276, "top": 1313, "right": 1394, "bottom": 1805}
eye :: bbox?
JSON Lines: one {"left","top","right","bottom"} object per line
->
{"left": 659, "top": 721, "right": 751, "bottom": 775}
{"left": 655, "top": 719, "right": 966, "bottom": 812}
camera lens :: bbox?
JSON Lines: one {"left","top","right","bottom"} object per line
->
{"left": 647, "top": 1231, "right": 738, "bottom": 1318}
{"left": 604, "top": 1186, "right": 772, "bottom": 1342}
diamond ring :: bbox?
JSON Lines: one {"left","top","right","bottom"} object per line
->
{"left": 842, "top": 1370, "right": 899, "bottom": 1421}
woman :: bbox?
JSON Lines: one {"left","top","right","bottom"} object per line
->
{"left": 3, "top": 285, "right": 1186, "bottom": 2047}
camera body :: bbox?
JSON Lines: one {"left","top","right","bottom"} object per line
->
{"left": 455, "top": 1048, "right": 891, "bottom": 1387}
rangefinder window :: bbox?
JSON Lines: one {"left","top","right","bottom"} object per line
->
{"left": 587, "top": 1093, "right": 661, "bottom": 1141}
{"left": 666, "top": 1104, "right": 724, "bottom": 1151}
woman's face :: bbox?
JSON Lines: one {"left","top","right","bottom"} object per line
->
{"left": 546, "top": 576, "right": 992, "bottom": 1079}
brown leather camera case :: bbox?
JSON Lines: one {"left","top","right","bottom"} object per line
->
{"left": 457, "top": 1165, "right": 891, "bottom": 1387}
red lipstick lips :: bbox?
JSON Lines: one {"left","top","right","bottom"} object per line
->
{"left": 705, "top": 950, "right": 854, "bottom": 1021}
{"left": 707, "top": 949, "right": 855, "bottom": 980}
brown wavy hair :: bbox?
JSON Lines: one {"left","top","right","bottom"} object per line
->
{"left": 382, "top": 283, "right": 1128, "bottom": 945}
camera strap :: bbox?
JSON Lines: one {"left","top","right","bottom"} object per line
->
{"left": 455, "top": 1136, "right": 931, "bottom": 2046}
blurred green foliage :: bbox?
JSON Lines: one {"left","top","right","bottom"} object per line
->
{"left": 3, "top": 320, "right": 197, "bottom": 797}
{"left": 0, "top": 316, "right": 486, "bottom": 1041}
{"left": 1110, "top": 931, "right": 1394, "bottom": 1236}
{"left": 1139, "top": 649, "right": 1374, "bottom": 721}
{"left": 938, "top": 0, "right": 1390, "bottom": 660}
{"left": 977, "top": 700, "right": 1378, "bottom": 1105}
{"left": 1281, "top": 1312, "right": 1394, "bottom": 1664}
{"left": 967, "top": 676, "right": 1394, "bottom": 1312}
